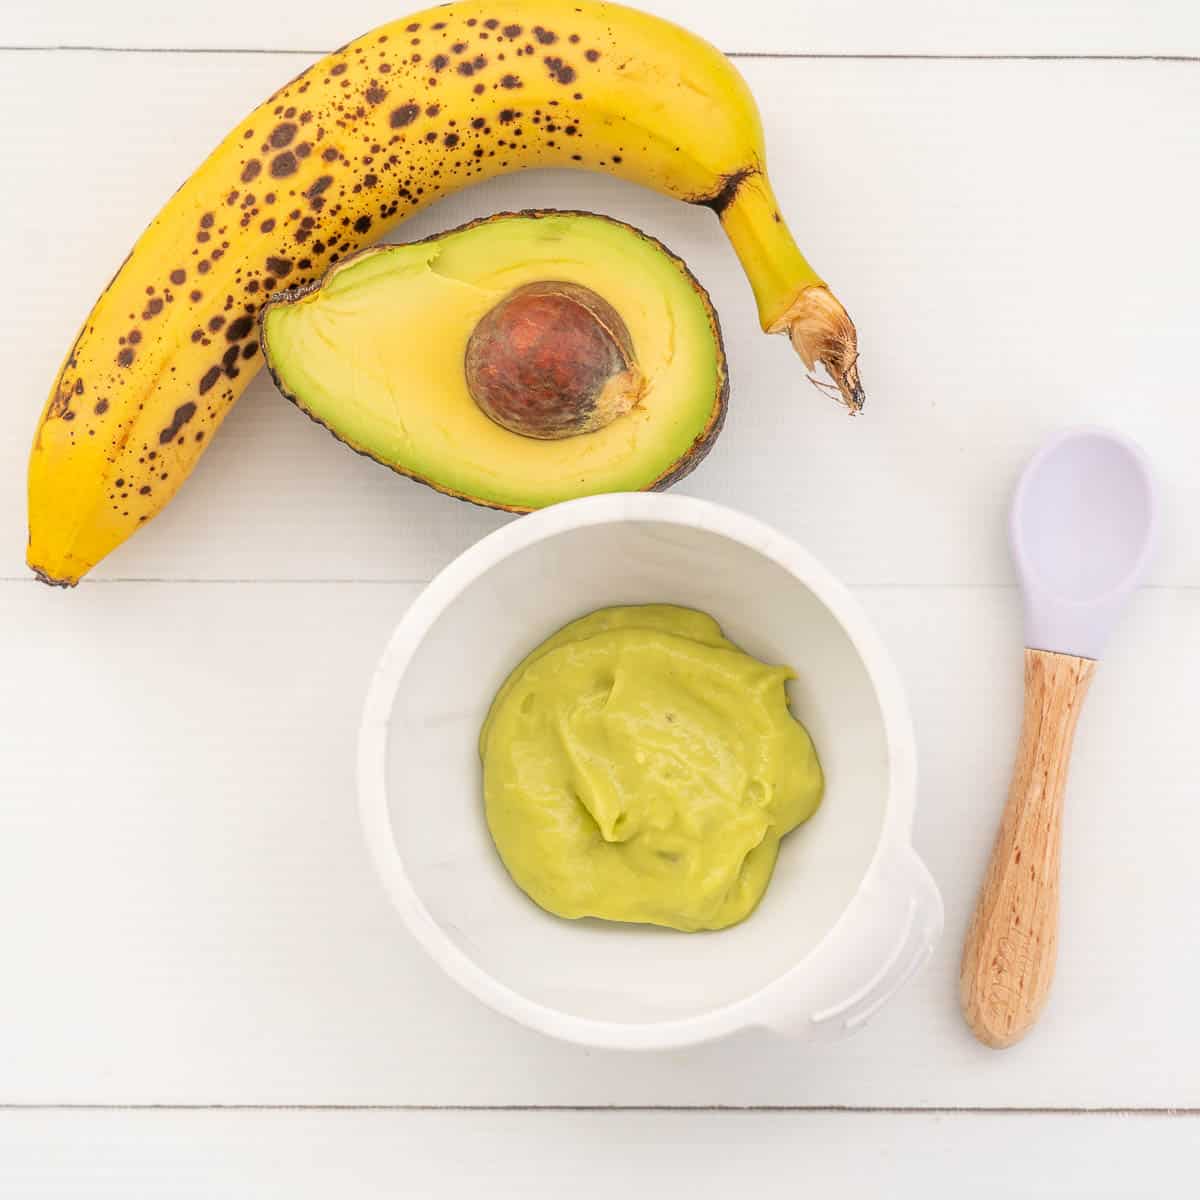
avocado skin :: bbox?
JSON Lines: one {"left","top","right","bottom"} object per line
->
{"left": 259, "top": 209, "right": 728, "bottom": 514}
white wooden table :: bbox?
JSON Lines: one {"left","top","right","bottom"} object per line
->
{"left": 3, "top": 1, "right": 1200, "bottom": 1193}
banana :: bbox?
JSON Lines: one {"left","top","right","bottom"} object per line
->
{"left": 28, "top": 0, "right": 863, "bottom": 586}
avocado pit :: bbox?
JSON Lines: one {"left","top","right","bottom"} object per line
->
{"left": 465, "top": 281, "right": 644, "bottom": 439}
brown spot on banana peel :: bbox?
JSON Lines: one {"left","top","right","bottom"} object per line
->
{"left": 158, "top": 402, "right": 197, "bottom": 445}
{"left": 694, "top": 167, "right": 757, "bottom": 217}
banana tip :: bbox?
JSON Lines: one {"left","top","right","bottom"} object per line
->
{"left": 28, "top": 560, "right": 78, "bottom": 588}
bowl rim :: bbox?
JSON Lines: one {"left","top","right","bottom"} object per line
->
{"left": 357, "top": 492, "right": 917, "bottom": 1050}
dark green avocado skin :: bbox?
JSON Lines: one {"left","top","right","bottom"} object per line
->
{"left": 259, "top": 208, "right": 729, "bottom": 514}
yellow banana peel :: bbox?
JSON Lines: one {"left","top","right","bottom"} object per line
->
{"left": 28, "top": 0, "right": 863, "bottom": 586}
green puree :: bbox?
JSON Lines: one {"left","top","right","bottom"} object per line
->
{"left": 479, "top": 606, "right": 824, "bottom": 932}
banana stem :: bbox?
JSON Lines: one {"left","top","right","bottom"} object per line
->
{"left": 770, "top": 285, "right": 865, "bottom": 414}
{"left": 719, "top": 173, "right": 865, "bottom": 413}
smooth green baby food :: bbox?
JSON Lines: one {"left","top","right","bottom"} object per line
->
{"left": 479, "top": 606, "right": 823, "bottom": 932}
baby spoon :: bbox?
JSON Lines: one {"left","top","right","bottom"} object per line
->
{"left": 960, "top": 428, "right": 1156, "bottom": 1049}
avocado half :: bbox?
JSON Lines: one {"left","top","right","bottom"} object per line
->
{"left": 260, "top": 210, "right": 727, "bottom": 512}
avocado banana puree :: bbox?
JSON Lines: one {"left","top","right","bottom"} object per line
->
{"left": 479, "top": 606, "right": 823, "bottom": 932}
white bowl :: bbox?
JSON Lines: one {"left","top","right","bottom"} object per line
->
{"left": 359, "top": 494, "right": 942, "bottom": 1050}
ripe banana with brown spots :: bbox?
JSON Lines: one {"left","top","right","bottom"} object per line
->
{"left": 28, "top": 0, "right": 864, "bottom": 586}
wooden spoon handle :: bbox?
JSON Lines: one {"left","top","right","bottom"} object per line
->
{"left": 960, "top": 648, "right": 1096, "bottom": 1048}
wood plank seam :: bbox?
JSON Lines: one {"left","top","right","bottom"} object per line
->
{"left": 2, "top": 47, "right": 1199, "bottom": 62}
{"left": 1, "top": 1104, "right": 1199, "bottom": 1115}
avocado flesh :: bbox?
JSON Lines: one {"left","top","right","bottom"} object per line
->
{"left": 261, "top": 212, "right": 726, "bottom": 510}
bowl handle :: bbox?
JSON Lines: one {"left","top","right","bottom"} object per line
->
{"left": 757, "top": 846, "right": 943, "bottom": 1039}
